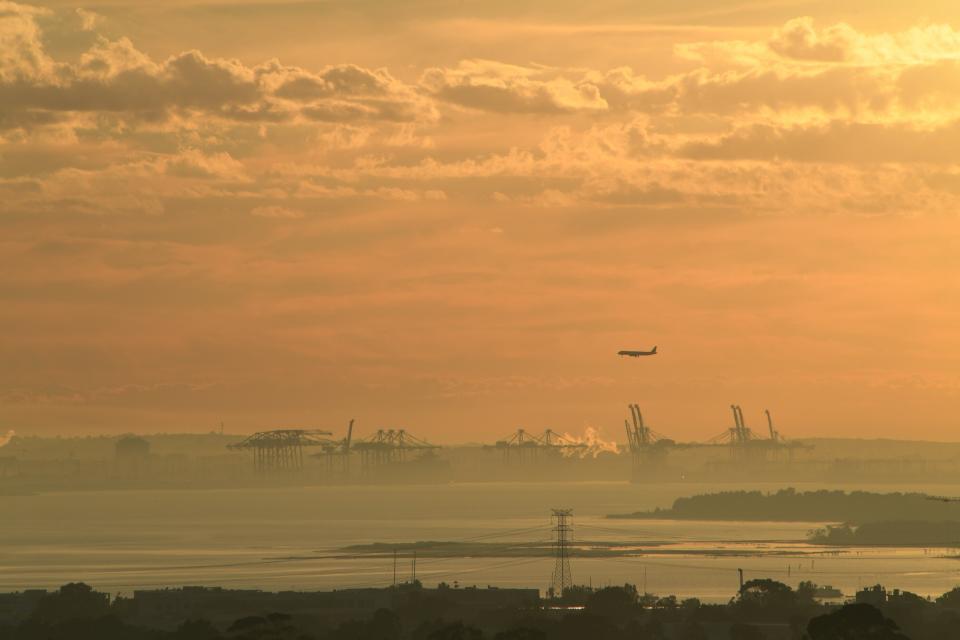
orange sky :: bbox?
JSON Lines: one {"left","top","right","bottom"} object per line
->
{"left": 2, "top": 1, "right": 960, "bottom": 442}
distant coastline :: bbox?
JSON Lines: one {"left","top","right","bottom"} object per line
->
{"left": 607, "top": 489, "right": 960, "bottom": 547}
{"left": 607, "top": 489, "right": 960, "bottom": 524}
{"left": 809, "top": 521, "right": 960, "bottom": 547}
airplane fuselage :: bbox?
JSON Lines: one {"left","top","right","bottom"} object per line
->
{"left": 618, "top": 347, "right": 657, "bottom": 357}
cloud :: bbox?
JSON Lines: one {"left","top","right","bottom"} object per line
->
{"left": 422, "top": 59, "right": 608, "bottom": 113}
{"left": 676, "top": 65, "right": 901, "bottom": 117}
{"left": 0, "top": 14, "right": 433, "bottom": 130}
{"left": 682, "top": 17, "right": 960, "bottom": 67}
{"left": 74, "top": 7, "right": 101, "bottom": 32}
{"left": 897, "top": 59, "right": 960, "bottom": 111}
{"left": 164, "top": 149, "right": 247, "bottom": 180}
{"left": 666, "top": 18, "right": 960, "bottom": 120}
{"left": 768, "top": 17, "right": 860, "bottom": 62}
{"left": 0, "top": 1, "right": 53, "bottom": 82}
{"left": 681, "top": 120, "right": 960, "bottom": 164}
{"left": 250, "top": 204, "right": 304, "bottom": 219}
{"left": 4, "top": 6, "right": 960, "bottom": 221}
{"left": 273, "top": 64, "right": 395, "bottom": 101}
{"left": 414, "top": 19, "right": 960, "bottom": 122}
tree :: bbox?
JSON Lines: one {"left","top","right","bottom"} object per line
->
{"left": 796, "top": 581, "right": 818, "bottom": 606}
{"left": 226, "top": 612, "right": 297, "bottom": 639}
{"left": 639, "top": 592, "right": 660, "bottom": 608}
{"left": 637, "top": 617, "right": 666, "bottom": 640}
{"left": 558, "top": 585, "right": 594, "bottom": 605}
{"left": 926, "top": 609, "right": 960, "bottom": 639}
{"left": 556, "top": 613, "right": 619, "bottom": 640}
{"left": 493, "top": 628, "right": 546, "bottom": 640}
{"left": 366, "top": 609, "right": 402, "bottom": 640}
{"left": 16, "top": 615, "right": 137, "bottom": 640}
{"left": 737, "top": 579, "right": 796, "bottom": 615}
{"left": 174, "top": 619, "right": 222, "bottom": 640}
{"left": 31, "top": 583, "right": 110, "bottom": 624}
{"left": 728, "top": 623, "right": 765, "bottom": 640}
{"left": 937, "top": 586, "right": 960, "bottom": 609}
{"left": 585, "top": 585, "right": 639, "bottom": 622}
{"left": 677, "top": 620, "right": 709, "bottom": 640}
{"left": 228, "top": 615, "right": 267, "bottom": 633}
{"left": 426, "top": 621, "right": 484, "bottom": 640}
{"left": 680, "top": 598, "right": 702, "bottom": 611}
{"left": 807, "top": 603, "right": 909, "bottom": 640}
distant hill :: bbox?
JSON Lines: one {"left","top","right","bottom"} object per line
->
{"left": 608, "top": 488, "right": 960, "bottom": 524}
{"left": 810, "top": 520, "right": 960, "bottom": 546}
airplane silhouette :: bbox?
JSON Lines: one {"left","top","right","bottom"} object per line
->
{"left": 618, "top": 346, "right": 657, "bottom": 357}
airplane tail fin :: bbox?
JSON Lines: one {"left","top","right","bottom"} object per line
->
{"left": 652, "top": 346, "right": 657, "bottom": 354}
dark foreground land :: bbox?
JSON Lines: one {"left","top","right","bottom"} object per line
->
{"left": 4, "top": 580, "right": 960, "bottom": 640}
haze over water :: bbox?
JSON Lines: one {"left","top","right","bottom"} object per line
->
{"left": 5, "top": 482, "right": 960, "bottom": 602}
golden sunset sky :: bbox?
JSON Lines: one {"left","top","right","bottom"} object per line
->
{"left": 3, "top": 1, "right": 960, "bottom": 441}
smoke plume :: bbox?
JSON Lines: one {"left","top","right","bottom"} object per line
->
{"left": 561, "top": 426, "right": 619, "bottom": 458}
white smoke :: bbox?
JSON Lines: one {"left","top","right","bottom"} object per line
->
{"left": 0, "top": 430, "right": 14, "bottom": 448}
{"left": 560, "top": 426, "right": 619, "bottom": 458}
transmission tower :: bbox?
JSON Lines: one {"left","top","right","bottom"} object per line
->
{"left": 550, "top": 508, "right": 573, "bottom": 598}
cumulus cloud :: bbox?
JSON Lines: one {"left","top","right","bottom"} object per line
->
{"left": 681, "top": 17, "right": 960, "bottom": 67}
{"left": 0, "top": 1, "right": 52, "bottom": 82}
{"left": 0, "top": 8, "right": 433, "bottom": 131}
{"left": 272, "top": 64, "right": 395, "bottom": 100}
{"left": 164, "top": 150, "right": 247, "bottom": 180}
{"left": 3, "top": 5, "right": 960, "bottom": 220}
{"left": 768, "top": 17, "right": 860, "bottom": 62}
{"left": 664, "top": 21, "right": 960, "bottom": 121}
{"left": 422, "top": 59, "right": 608, "bottom": 113}
{"left": 414, "top": 19, "right": 960, "bottom": 122}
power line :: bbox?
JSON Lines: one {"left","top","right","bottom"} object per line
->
{"left": 420, "top": 557, "right": 547, "bottom": 584}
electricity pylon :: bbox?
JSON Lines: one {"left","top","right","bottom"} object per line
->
{"left": 550, "top": 508, "right": 573, "bottom": 598}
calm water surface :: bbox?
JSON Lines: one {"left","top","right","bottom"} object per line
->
{"left": 4, "top": 481, "right": 960, "bottom": 602}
